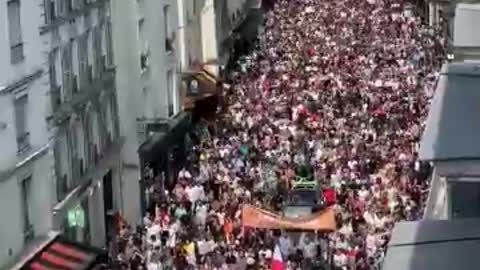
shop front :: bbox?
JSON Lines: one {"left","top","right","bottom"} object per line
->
{"left": 138, "top": 112, "right": 192, "bottom": 215}
{"left": 53, "top": 178, "right": 106, "bottom": 247}
{"left": 52, "top": 138, "right": 124, "bottom": 248}
{"left": 182, "top": 69, "right": 222, "bottom": 118}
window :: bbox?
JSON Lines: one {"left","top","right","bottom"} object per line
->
{"left": 167, "top": 70, "right": 175, "bottom": 117}
{"left": 49, "top": 51, "right": 58, "bottom": 87}
{"left": 67, "top": 125, "right": 80, "bottom": 184}
{"left": 138, "top": 19, "right": 149, "bottom": 72}
{"left": 14, "top": 95, "right": 30, "bottom": 153}
{"left": 54, "top": 137, "right": 68, "bottom": 201}
{"left": 142, "top": 87, "right": 149, "bottom": 118}
{"left": 61, "top": 44, "right": 73, "bottom": 101}
{"left": 449, "top": 181, "right": 480, "bottom": 219}
{"left": 66, "top": 0, "right": 73, "bottom": 12}
{"left": 138, "top": 18, "right": 145, "bottom": 45}
{"left": 140, "top": 53, "right": 149, "bottom": 71}
{"left": 20, "top": 176, "right": 34, "bottom": 241}
{"left": 8, "top": 0, "right": 24, "bottom": 64}
{"left": 49, "top": 51, "right": 62, "bottom": 110}
{"left": 164, "top": 5, "right": 172, "bottom": 52}
{"left": 78, "top": 34, "right": 89, "bottom": 87}
{"left": 93, "top": 27, "right": 103, "bottom": 75}
{"left": 57, "top": 0, "right": 68, "bottom": 16}
{"left": 44, "top": 0, "right": 56, "bottom": 23}
{"left": 110, "top": 95, "right": 120, "bottom": 138}
{"left": 105, "top": 21, "right": 114, "bottom": 66}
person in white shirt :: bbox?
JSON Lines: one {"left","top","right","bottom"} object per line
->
{"left": 279, "top": 234, "right": 292, "bottom": 257}
{"left": 195, "top": 203, "right": 208, "bottom": 228}
{"left": 143, "top": 212, "right": 153, "bottom": 228}
{"left": 146, "top": 246, "right": 162, "bottom": 270}
{"left": 178, "top": 167, "right": 192, "bottom": 180}
{"left": 333, "top": 249, "right": 348, "bottom": 270}
{"left": 300, "top": 236, "right": 317, "bottom": 259}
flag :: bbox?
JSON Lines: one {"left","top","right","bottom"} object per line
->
{"left": 271, "top": 244, "right": 285, "bottom": 270}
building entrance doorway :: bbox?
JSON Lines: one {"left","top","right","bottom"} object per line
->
{"left": 102, "top": 170, "right": 114, "bottom": 247}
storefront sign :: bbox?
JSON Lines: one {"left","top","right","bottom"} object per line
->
{"left": 67, "top": 205, "right": 85, "bottom": 228}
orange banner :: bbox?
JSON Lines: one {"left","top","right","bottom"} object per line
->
{"left": 241, "top": 205, "right": 337, "bottom": 231}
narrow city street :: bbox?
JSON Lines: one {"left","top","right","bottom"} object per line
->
{"left": 0, "top": 0, "right": 450, "bottom": 269}
{"left": 115, "top": 1, "right": 444, "bottom": 270}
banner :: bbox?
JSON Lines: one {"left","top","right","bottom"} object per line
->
{"left": 241, "top": 205, "right": 336, "bottom": 231}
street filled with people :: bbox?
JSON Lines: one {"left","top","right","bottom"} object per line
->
{"left": 114, "top": 0, "right": 444, "bottom": 269}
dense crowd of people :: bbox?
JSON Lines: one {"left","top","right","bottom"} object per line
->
{"left": 113, "top": 0, "right": 444, "bottom": 269}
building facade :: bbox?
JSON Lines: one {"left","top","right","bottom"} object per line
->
{"left": 111, "top": 0, "right": 187, "bottom": 223}
{"left": 0, "top": 0, "right": 54, "bottom": 267}
{"left": 419, "top": 63, "right": 480, "bottom": 220}
{"left": 42, "top": 0, "right": 122, "bottom": 250}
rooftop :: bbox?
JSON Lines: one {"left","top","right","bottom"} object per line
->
{"left": 383, "top": 219, "right": 480, "bottom": 270}
{"left": 419, "top": 62, "right": 480, "bottom": 161}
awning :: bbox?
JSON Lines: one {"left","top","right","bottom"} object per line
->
{"left": 182, "top": 71, "right": 219, "bottom": 109}
{"left": 138, "top": 132, "right": 168, "bottom": 164}
{"left": 233, "top": 8, "right": 264, "bottom": 42}
{"left": 242, "top": 204, "right": 336, "bottom": 231}
{"left": 20, "top": 235, "right": 106, "bottom": 270}
{"left": 138, "top": 111, "right": 192, "bottom": 163}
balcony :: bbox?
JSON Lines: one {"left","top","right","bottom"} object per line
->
{"left": 49, "top": 68, "right": 115, "bottom": 126}
{"left": 40, "top": 0, "right": 109, "bottom": 34}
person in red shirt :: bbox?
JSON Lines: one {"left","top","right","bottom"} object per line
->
{"left": 323, "top": 187, "right": 336, "bottom": 206}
